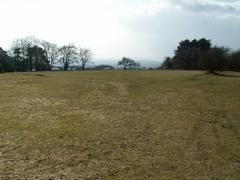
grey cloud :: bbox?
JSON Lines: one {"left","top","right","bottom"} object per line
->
{"left": 175, "top": 0, "right": 240, "bottom": 16}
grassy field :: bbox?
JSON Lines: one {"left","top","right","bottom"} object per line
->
{"left": 0, "top": 70, "right": 240, "bottom": 179}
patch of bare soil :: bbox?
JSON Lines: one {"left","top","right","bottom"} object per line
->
{"left": 107, "top": 82, "right": 128, "bottom": 96}
{"left": 16, "top": 97, "right": 65, "bottom": 109}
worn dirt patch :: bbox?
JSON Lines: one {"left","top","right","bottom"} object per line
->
{"left": 107, "top": 82, "right": 128, "bottom": 96}
{"left": 16, "top": 97, "right": 65, "bottom": 109}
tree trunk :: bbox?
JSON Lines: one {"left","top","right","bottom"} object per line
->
{"left": 82, "top": 62, "right": 85, "bottom": 70}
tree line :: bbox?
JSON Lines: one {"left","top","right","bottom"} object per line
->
{"left": 161, "top": 38, "right": 240, "bottom": 73}
{"left": 0, "top": 35, "right": 142, "bottom": 72}
{"left": 1, "top": 36, "right": 240, "bottom": 73}
{"left": 0, "top": 36, "right": 93, "bottom": 72}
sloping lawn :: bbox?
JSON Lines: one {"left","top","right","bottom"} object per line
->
{"left": 0, "top": 70, "right": 240, "bottom": 179}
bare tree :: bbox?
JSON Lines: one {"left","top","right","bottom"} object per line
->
{"left": 11, "top": 36, "right": 40, "bottom": 59}
{"left": 58, "top": 44, "right": 77, "bottom": 71}
{"left": 78, "top": 48, "right": 93, "bottom": 70}
{"left": 10, "top": 36, "right": 40, "bottom": 71}
{"left": 41, "top": 41, "right": 59, "bottom": 70}
{"left": 118, "top": 57, "right": 136, "bottom": 70}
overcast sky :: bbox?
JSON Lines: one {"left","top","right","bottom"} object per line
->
{"left": 0, "top": 0, "right": 239, "bottom": 62}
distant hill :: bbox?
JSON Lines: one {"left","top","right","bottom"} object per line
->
{"left": 93, "top": 60, "right": 160, "bottom": 68}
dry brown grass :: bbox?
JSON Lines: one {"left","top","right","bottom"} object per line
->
{"left": 0, "top": 70, "right": 240, "bottom": 179}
